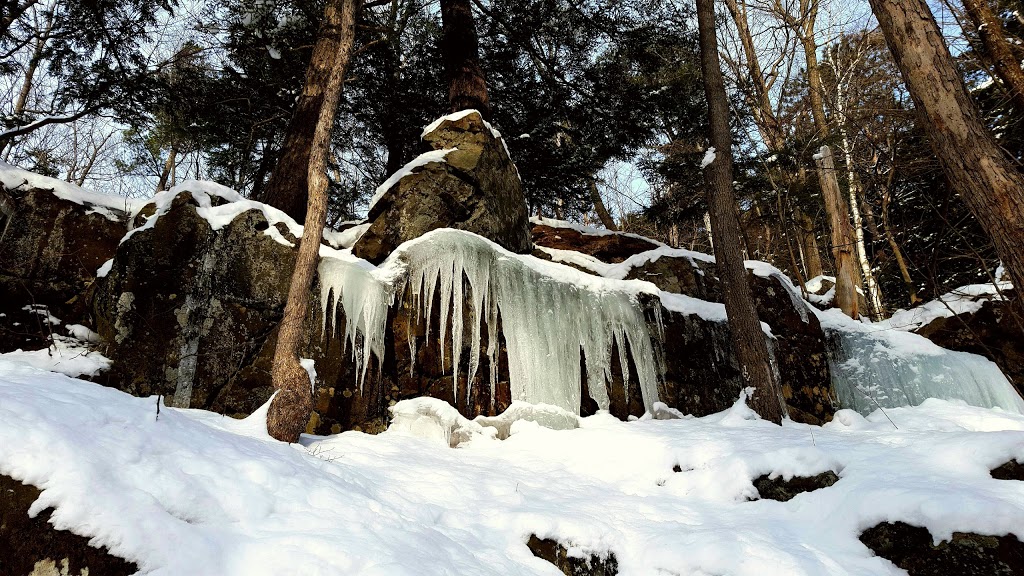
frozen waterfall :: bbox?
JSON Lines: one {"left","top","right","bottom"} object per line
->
{"left": 317, "top": 229, "right": 662, "bottom": 414}
{"left": 821, "top": 310, "right": 1024, "bottom": 415}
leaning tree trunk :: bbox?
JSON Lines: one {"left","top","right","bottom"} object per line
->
{"left": 259, "top": 0, "right": 351, "bottom": 223}
{"left": 695, "top": 0, "right": 785, "bottom": 423}
{"left": 962, "top": 0, "right": 1024, "bottom": 113}
{"left": 439, "top": 0, "right": 491, "bottom": 119}
{"left": 267, "top": 0, "right": 361, "bottom": 443}
{"left": 869, "top": 0, "right": 1024, "bottom": 302}
{"left": 588, "top": 176, "right": 618, "bottom": 231}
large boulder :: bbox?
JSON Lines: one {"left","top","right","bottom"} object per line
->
{"left": 92, "top": 188, "right": 298, "bottom": 413}
{"left": 92, "top": 185, "right": 835, "bottom": 433}
{"left": 353, "top": 110, "right": 532, "bottom": 264}
{"left": 0, "top": 175, "right": 129, "bottom": 352}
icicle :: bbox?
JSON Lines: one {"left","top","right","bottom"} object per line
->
{"left": 318, "top": 230, "right": 663, "bottom": 415}
{"left": 318, "top": 254, "right": 398, "bottom": 389}
{"left": 824, "top": 326, "right": 1024, "bottom": 415}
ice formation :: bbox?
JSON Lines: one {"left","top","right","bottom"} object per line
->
{"left": 317, "top": 229, "right": 662, "bottom": 414}
{"left": 819, "top": 310, "right": 1024, "bottom": 415}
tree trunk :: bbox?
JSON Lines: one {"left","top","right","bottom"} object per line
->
{"left": 267, "top": 0, "right": 361, "bottom": 443}
{"left": 722, "top": 0, "right": 786, "bottom": 151}
{"left": 440, "top": 0, "right": 490, "bottom": 119}
{"left": 815, "top": 146, "right": 862, "bottom": 318}
{"left": 588, "top": 176, "right": 617, "bottom": 231}
{"left": 696, "top": 0, "right": 785, "bottom": 424}
{"left": 259, "top": 0, "right": 351, "bottom": 223}
{"left": 869, "top": 0, "right": 1024, "bottom": 302}
{"left": 794, "top": 207, "right": 824, "bottom": 279}
{"left": 839, "top": 122, "right": 884, "bottom": 319}
{"left": 156, "top": 146, "right": 178, "bottom": 193}
{"left": 962, "top": 0, "right": 1024, "bottom": 112}
{"left": 880, "top": 178, "right": 921, "bottom": 306}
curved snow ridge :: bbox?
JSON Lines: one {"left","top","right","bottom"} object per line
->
{"left": 530, "top": 215, "right": 671, "bottom": 247}
{"left": 3, "top": 367, "right": 1024, "bottom": 575}
{"left": 0, "top": 160, "right": 147, "bottom": 221}
{"left": 318, "top": 228, "right": 663, "bottom": 414}
{"left": 878, "top": 281, "right": 1012, "bottom": 332}
{"left": 118, "top": 181, "right": 350, "bottom": 249}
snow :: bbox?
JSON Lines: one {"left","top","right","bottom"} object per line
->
{"left": 817, "top": 308, "right": 1024, "bottom": 415}
{"left": 0, "top": 336, "right": 110, "bottom": 377}
{"left": 318, "top": 229, "right": 663, "bottom": 414}
{"left": 122, "top": 180, "right": 305, "bottom": 248}
{"left": 323, "top": 222, "right": 370, "bottom": 249}
{"left": 879, "top": 282, "right": 1011, "bottom": 332}
{"left": 366, "top": 148, "right": 457, "bottom": 212}
{"left": 700, "top": 147, "right": 717, "bottom": 169}
{"left": 65, "top": 323, "right": 101, "bottom": 343}
{"left": 530, "top": 215, "right": 669, "bottom": 246}
{"left": 3, "top": 364, "right": 1024, "bottom": 575}
{"left": 96, "top": 258, "right": 114, "bottom": 278}
{"left": 22, "top": 304, "right": 60, "bottom": 325}
{"left": 420, "top": 108, "right": 504, "bottom": 143}
{"left": 0, "top": 160, "right": 146, "bottom": 221}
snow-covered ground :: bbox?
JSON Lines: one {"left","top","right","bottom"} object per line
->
{"left": 2, "top": 360, "right": 1023, "bottom": 575}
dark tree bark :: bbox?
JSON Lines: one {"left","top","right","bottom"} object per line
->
{"left": 258, "top": 0, "right": 351, "bottom": 223}
{"left": 869, "top": 0, "right": 1024, "bottom": 302}
{"left": 962, "top": 0, "right": 1024, "bottom": 113}
{"left": 267, "top": 0, "right": 361, "bottom": 443}
{"left": 440, "top": 0, "right": 491, "bottom": 119}
{"left": 588, "top": 176, "right": 618, "bottom": 231}
{"left": 695, "top": 0, "right": 785, "bottom": 423}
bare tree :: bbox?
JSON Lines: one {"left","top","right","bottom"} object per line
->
{"left": 267, "top": 0, "right": 361, "bottom": 443}
{"left": 696, "top": 0, "right": 785, "bottom": 423}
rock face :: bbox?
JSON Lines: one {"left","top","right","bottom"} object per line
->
{"left": 914, "top": 290, "right": 1024, "bottom": 399}
{"left": 353, "top": 110, "right": 532, "bottom": 264}
{"left": 531, "top": 222, "right": 660, "bottom": 262}
{"left": 93, "top": 191, "right": 297, "bottom": 413}
{"left": 527, "top": 535, "right": 618, "bottom": 576}
{"left": 0, "top": 185, "right": 127, "bottom": 352}
{"left": 753, "top": 471, "right": 839, "bottom": 501}
{"left": 860, "top": 521, "right": 1024, "bottom": 576}
{"left": 626, "top": 258, "right": 832, "bottom": 424}
{"left": 91, "top": 189, "right": 836, "bottom": 432}
{"left": 0, "top": 474, "right": 137, "bottom": 576}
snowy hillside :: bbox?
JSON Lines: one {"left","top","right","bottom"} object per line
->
{"left": 2, "top": 360, "right": 1024, "bottom": 575}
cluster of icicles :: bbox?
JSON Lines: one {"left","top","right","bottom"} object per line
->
{"left": 317, "top": 229, "right": 662, "bottom": 414}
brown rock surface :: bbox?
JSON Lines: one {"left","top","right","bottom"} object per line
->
{"left": 353, "top": 111, "right": 532, "bottom": 264}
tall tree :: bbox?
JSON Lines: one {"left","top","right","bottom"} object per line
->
{"left": 258, "top": 0, "right": 355, "bottom": 222}
{"left": 868, "top": 0, "right": 1024, "bottom": 301}
{"left": 440, "top": 0, "right": 490, "bottom": 117}
{"left": 773, "top": 0, "right": 865, "bottom": 317}
{"left": 695, "top": 0, "right": 785, "bottom": 423}
{"left": 267, "top": 0, "right": 361, "bottom": 443}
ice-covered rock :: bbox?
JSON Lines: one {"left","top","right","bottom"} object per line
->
{"left": 353, "top": 110, "right": 533, "bottom": 263}
{"left": 820, "top": 309, "right": 1024, "bottom": 415}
